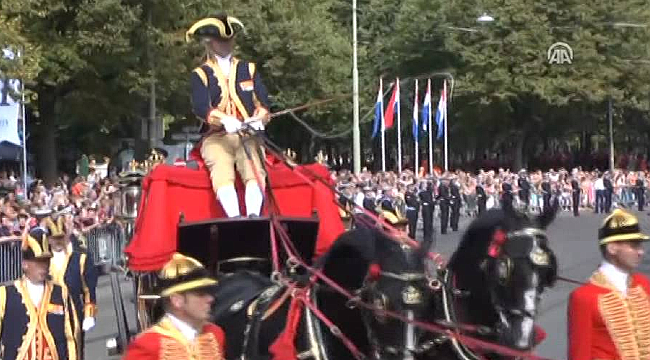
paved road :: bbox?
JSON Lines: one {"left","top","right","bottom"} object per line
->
{"left": 86, "top": 208, "right": 650, "bottom": 359}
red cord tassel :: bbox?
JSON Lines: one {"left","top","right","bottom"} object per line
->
{"left": 269, "top": 296, "right": 304, "bottom": 360}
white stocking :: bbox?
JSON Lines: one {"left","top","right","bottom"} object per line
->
{"left": 245, "top": 181, "right": 264, "bottom": 216}
{"left": 217, "top": 185, "right": 241, "bottom": 218}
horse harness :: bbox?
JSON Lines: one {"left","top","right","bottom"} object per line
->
{"left": 241, "top": 283, "right": 333, "bottom": 360}
{"left": 355, "top": 263, "right": 445, "bottom": 358}
{"left": 441, "top": 227, "right": 555, "bottom": 360}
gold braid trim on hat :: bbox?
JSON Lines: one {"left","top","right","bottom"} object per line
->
{"left": 22, "top": 233, "right": 48, "bottom": 257}
{"left": 185, "top": 16, "right": 245, "bottom": 42}
{"left": 592, "top": 272, "right": 650, "bottom": 360}
{"left": 159, "top": 278, "right": 218, "bottom": 297}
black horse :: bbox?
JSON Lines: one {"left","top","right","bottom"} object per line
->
{"left": 210, "top": 226, "right": 439, "bottom": 360}
{"left": 430, "top": 206, "right": 558, "bottom": 359}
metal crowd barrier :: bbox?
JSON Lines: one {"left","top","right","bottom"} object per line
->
{"left": 0, "top": 237, "right": 23, "bottom": 283}
{"left": 83, "top": 222, "right": 127, "bottom": 269}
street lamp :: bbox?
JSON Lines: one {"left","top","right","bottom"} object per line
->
{"left": 477, "top": 13, "right": 494, "bottom": 23}
{"left": 605, "top": 21, "right": 647, "bottom": 172}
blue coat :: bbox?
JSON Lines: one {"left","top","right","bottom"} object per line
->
{"left": 191, "top": 57, "right": 270, "bottom": 133}
{"left": 50, "top": 250, "right": 98, "bottom": 322}
{"left": 0, "top": 279, "right": 79, "bottom": 360}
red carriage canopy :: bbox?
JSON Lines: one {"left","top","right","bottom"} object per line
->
{"left": 124, "top": 153, "right": 345, "bottom": 271}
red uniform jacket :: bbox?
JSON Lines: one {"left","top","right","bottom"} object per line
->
{"left": 123, "top": 317, "right": 225, "bottom": 360}
{"left": 568, "top": 271, "right": 650, "bottom": 360}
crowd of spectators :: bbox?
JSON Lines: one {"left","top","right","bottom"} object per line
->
{"left": 0, "top": 166, "right": 118, "bottom": 242}
{"left": 333, "top": 167, "right": 649, "bottom": 216}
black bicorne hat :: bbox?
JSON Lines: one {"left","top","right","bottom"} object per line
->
{"left": 185, "top": 14, "right": 245, "bottom": 43}
{"left": 44, "top": 215, "right": 67, "bottom": 238}
{"left": 23, "top": 228, "right": 52, "bottom": 260}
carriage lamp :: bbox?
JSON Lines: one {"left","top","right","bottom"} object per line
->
{"left": 315, "top": 150, "right": 327, "bottom": 165}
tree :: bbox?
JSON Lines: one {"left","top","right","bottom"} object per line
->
{"left": 202, "top": 0, "right": 354, "bottom": 160}
{"left": 434, "top": 0, "right": 650, "bottom": 168}
{"left": 0, "top": 6, "right": 40, "bottom": 84}
{"left": 2, "top": 0, "right": 232, "bottom": 182}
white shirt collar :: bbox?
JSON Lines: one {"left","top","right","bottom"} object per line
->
{"left": 25, "top": 278, "right": 45, "bottom": 307}
{"left": 215, "top": 54, "right": 232, "bottom": 76}
{"left": 51, "top": 249, "right": 67, "bottom": 272}
{"left": 166, "top": 313, "right": 198, "bottom": 341}
{"left": 599, "top": 261, "right": 630, "bottom": 295}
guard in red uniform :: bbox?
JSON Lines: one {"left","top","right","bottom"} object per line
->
{"left": 568, "top": 209, "right": 650, "bottom": 360}
{"left": 123, "top": 253, "right": 225, "bottom": 360}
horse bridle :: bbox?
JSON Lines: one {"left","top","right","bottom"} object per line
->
{"left": 354, "top": 269, "right": 443, "bottom": 358}
{"left": 441, "top": 227, "right": 554, "bottom": 360}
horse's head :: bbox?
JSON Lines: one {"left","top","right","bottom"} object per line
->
{"left": 358, "top": 232, "right": 439, "bottom": 359}
{"left": 448, "top": 204, "right": 558, "bottom": 352}
{"left": 318, "top": 228, "right": 440, "bottom": 359}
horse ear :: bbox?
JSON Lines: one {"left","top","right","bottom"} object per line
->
{"left": 537, "top": 196, "right": 559, "bottom": 229}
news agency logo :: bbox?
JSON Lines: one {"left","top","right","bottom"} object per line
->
{"left": 547, "top": 42, "right": 573, "bottom": 65}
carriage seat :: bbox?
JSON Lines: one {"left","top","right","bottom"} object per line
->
{"left": 176, "top": 216, "right": 319, "bottom": 277}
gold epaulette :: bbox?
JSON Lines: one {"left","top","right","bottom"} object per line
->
{"left": 193, "top": 67, "right": 208, "bottom": 87}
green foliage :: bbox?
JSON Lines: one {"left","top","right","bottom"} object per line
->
{"left": 3, "top": 0, "right": 650, "bottom": 175}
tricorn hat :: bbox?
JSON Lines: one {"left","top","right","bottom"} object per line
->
{"left": 31, "top": 208, "right": 52, "bottom": 220}
{"left": 157, "top": 253, "right": 218, "bottom": 297}
{"left": 23, "top": 228, "right": 52, "bottom": 260}
{"left": 45, "top": 216, "right": 67, "bottom": 238}
{"left": 598, "top": 209, "right": 650, "bottom": 245}
{"left": 186, "top": 14, "right": 245, "bottom": 43}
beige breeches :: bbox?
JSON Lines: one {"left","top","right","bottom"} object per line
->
{"left": 200, "top": 133, "right": 266, "bottom": 190}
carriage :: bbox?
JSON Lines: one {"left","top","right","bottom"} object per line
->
{"left": 106, "top": 141, "right": 561, "bottom": 360}
{"left": 107, "top": 148, "right": 346, "bottom": 354}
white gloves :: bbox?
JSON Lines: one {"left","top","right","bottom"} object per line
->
{"left": 220, "top": 116, "right": 242, "bottom": 133}
{"left": 82, "top": 317, "right": 96, "bottom": 332}
{"left": 244, "top": 117, "right": 265, "bottom": 131}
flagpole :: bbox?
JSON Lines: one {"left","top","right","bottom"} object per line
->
{"left": 396, "top": 77, "right": 402, "bottom": 173}
{"left": 20, "top": 80, "right": 27, "bottom": 193}
{"left": 380, "top": 78, "right": 386, "bottom": 172}
{"left": 414, "top": 79, "right": 418, "bottom": 178}
{"left": 443, "top": 80, "right": 449, "bottom": 172}
{"left": 352, "top": 0, "right": 360, "bottom": 174}
{"left": 427, "top": 79, "right": 433, "bottom": 176}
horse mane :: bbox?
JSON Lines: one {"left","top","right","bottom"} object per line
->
{"left": 315, "top": 227, "right": 423, "bottom": 290}
{"left": 314, "top": 227, "right": 378, "bottom": 290}
{"left": 448, "top": 209, "right": 536, "bottom": 273}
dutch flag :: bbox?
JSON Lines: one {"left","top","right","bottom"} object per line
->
{"left": 383, "top": 78, "right": 399, "bottom": 129}
{"left": 371, "top": 78, "right": 383, "bottom": 139}
{"left": 421, "top": 79, "right": 431, "bottom": 132}
{"left": 412, "top": 80, "right": 419, "bottom": 139}
{"left": 435, "top": 81, "right": 447, "bottom": 140}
